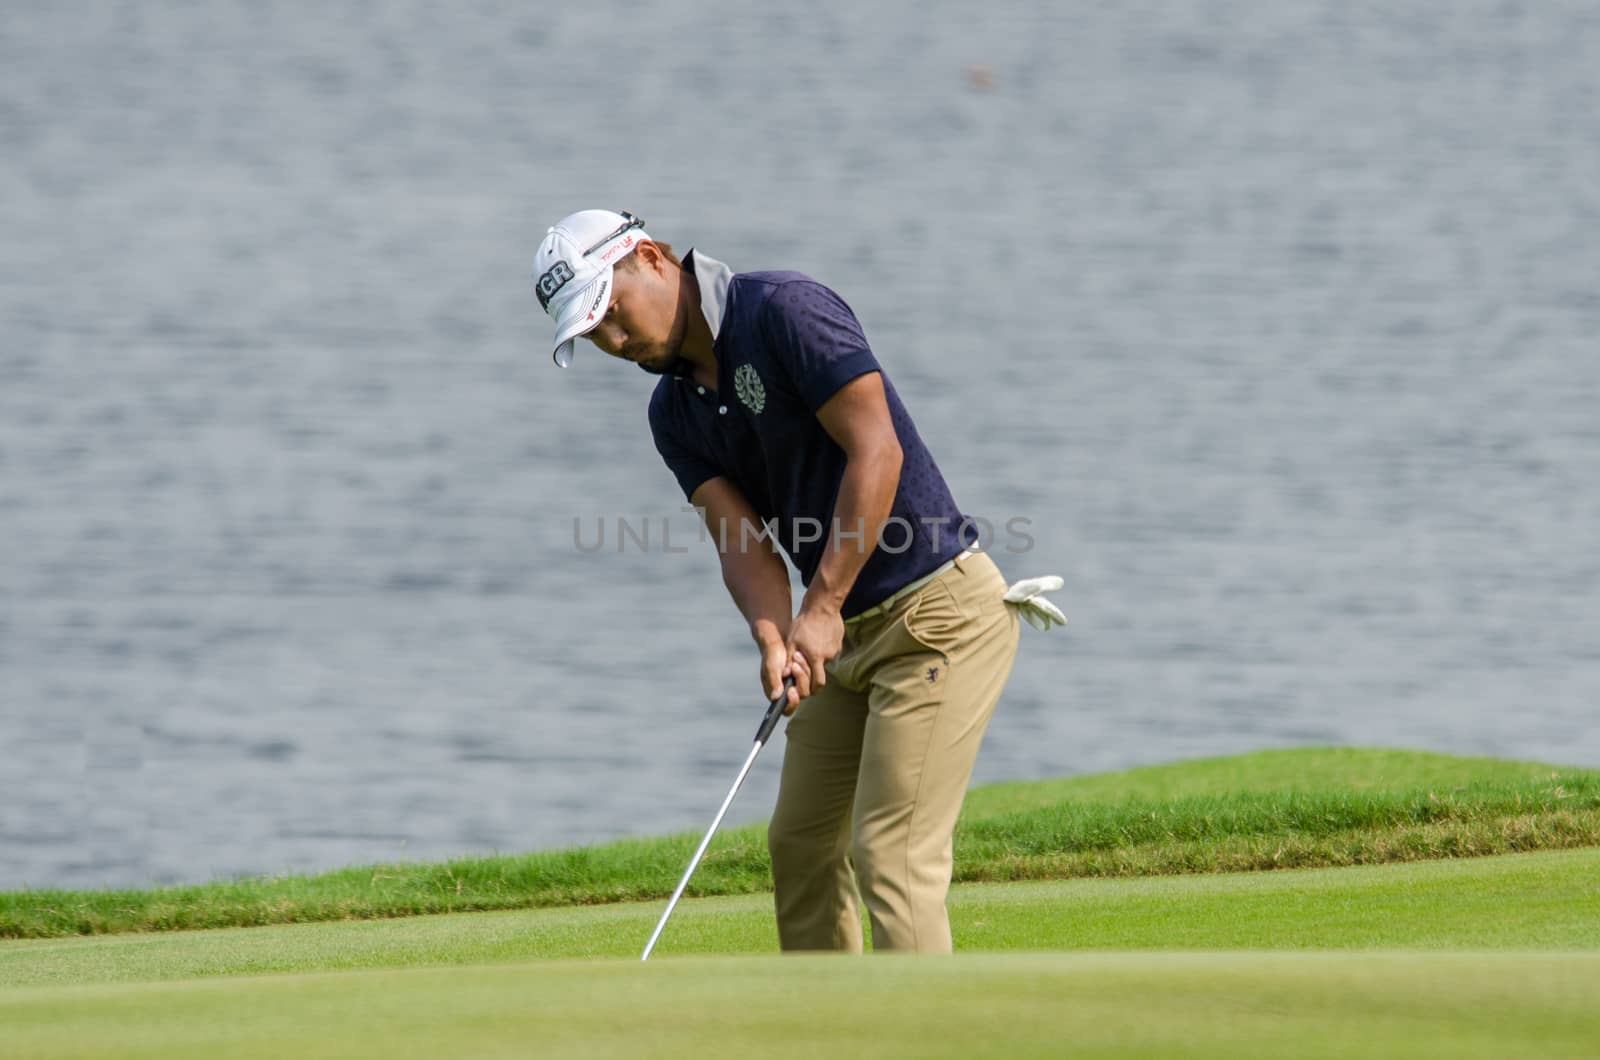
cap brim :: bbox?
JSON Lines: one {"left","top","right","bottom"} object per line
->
{"left": 549, "top": 268, "right": 613, "bottom": 367}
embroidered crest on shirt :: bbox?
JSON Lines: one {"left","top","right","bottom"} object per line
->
{"left": 734, "top": 363, "right": 766, "bottom": 414}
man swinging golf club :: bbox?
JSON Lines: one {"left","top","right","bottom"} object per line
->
{"left": 535, "top": 209, "right": 1065, "bottom": 955}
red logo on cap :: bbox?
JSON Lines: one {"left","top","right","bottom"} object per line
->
{"left": 584, "top": 279, "right": 608, "bottom": 323}
{"left": 597, "top": 236, "right": 636, "bottom": 265}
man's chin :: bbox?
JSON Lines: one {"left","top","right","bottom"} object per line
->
{"left": 634, "top": 351, "right": 682, "bottom": 376}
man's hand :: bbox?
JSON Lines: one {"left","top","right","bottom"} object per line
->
{"left": 760, "top": 633, "right": 808, "bottom": 715}
{"left": 780, "top": 602, "right": 845, "bottom": 713}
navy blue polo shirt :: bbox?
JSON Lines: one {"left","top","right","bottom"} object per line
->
{"left": 647, "top": 249, "right": 979, "bottom": 620}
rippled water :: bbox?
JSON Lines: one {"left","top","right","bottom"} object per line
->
{"left": 2, "top": 1, "right": 1597, "bottom": 889}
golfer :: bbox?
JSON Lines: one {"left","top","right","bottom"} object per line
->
{"left": 535, "top": 209, "right": 1064, "bottom": 954}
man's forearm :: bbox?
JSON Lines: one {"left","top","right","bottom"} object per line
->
{"left": 720, "top": 535, "right": 794, "bottom": 646}
{"left": 805, "top": 443, "right": 903, "bottom": 613}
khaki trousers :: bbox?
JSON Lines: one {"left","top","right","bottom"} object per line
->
{"left": 767, "top": 548, "right": 1020, "bottom": 954}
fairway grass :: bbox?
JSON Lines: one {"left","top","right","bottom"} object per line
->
{"left": 4, "top": 747, "right": 1597, "bottom": 939}
{"left": 5, "top": 848, "right": 1597, "bottom": 987}
{"left": 4, "top": 952, "right": 1599, "bottom": 1060}
{"left": 7, "top": 748, "right": 1599, "bottom": 1060}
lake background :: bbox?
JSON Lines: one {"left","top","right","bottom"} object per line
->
{"left": 2, "top": 1, "right": 1597, "bottom": 890}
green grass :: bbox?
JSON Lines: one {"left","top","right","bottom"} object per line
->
{"left": 4, "top": 952, "right": 1599, "bottom": 1060}
{"left": 6, "top": 748, "right": 1600, "bottom": 1059}
{"left": 4, "top": 747, "right": 1597, "bottom": 939}
{"left": 3, "top": 848, "right": 1597, "bottom": 988}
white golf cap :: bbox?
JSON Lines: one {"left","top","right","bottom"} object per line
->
{"left": 533, "top": 209, "right": 651, "bottom": 367}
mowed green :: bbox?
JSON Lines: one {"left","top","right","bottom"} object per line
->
{"left": 5, "top": 747, "right": 1598, "bottom": 939}
{"left": 5, "top": 748, "right": 1600, "bottom": 1058}
{"left": 4, "top": 848, "right": 1597, "bottom": 987}
{"left": 4, "top": 951, "right": 1599, "bottom": 1060}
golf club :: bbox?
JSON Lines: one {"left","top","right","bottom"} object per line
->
{"left": 640, "top": 673, "right": 797, "bottom": 961}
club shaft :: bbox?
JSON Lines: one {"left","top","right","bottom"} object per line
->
{"left": 640, "top": 738, "right": 763, "bottom": 960}
{"left": 640, "top": 676, "right": 794, "bottom": 961}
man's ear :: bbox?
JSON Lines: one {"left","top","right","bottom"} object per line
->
{"left": 633, "top": 239, "right": 666, "bottom": 276}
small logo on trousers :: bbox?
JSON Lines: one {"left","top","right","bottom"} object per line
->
{"left": 926, "top": 666, "right": 939, "bottom": 684}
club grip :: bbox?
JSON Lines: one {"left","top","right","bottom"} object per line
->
{"left": 754, "top": 675, "right": 797, "bottom": 745}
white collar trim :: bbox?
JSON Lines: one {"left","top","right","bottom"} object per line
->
{"left": 688, "top": 248, "right": 733, "bottom": 338}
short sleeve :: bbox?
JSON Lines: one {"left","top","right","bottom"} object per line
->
{"left": 760, "top": 280, "right": 882, "bottom": 413}
{"left": 648, "top": 386, "right": 723, "bottom": 502}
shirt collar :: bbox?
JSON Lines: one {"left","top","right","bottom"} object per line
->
{"left": 684, "top": 247, "right": 733, "bottom": 339}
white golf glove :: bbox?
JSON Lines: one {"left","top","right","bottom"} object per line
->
{"left": 1002, "top": 575, "right": 1068, "bottom": 632}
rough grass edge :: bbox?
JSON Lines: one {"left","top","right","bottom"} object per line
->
{"left": 954, "top": 809, "right": 1600, "bottom": 882}
{"left": 6, "top": 809, "right": 1597, "bottom": 941}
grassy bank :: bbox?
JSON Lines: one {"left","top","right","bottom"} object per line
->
{"left": 5, "top": 952, "right": 1600, "bottom": 1060}
{"left": 4, "top": 748, "right": 1597, "bottom": 939}
{"left": 4, "top": 848, "right": 1597, "bottom": 987}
